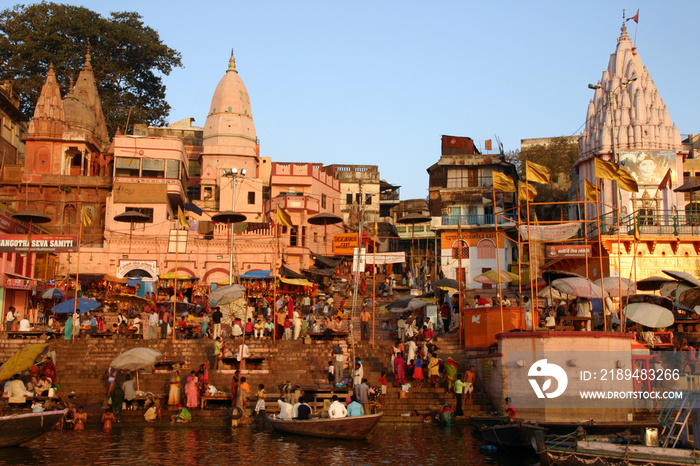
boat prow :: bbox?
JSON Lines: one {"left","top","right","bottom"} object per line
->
{"left": 0, "top": 409, "right": 67, "bottom": 447}
{"left": 268, "top": 412, "right": 383, "bottom": 439}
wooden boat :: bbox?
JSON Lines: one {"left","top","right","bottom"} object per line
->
{"left": 268, "top": 412, "right": 383, "bottom": 439}
{"left": 0, "top": 409, "right": 66, "bottom": 447}
{"left": 479, "top": 422, "right": 547, "bottom": 449}
{"left": 533, "top": 430, "right": 700, "bottom": 466}
{"left": 469, "top": 414, "right": 509, "bottom": 428}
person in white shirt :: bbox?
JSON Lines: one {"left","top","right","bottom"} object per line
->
{"left": 328, "top": 395, "right": 347, "bottom": 419}
{"left": 122, "top": 375, "right": 136, "bottom": 401}
{"left": 148, "top": 310, "right": 158, "bottom": 339}
{"left": 19, "top": 316, "right": 31, "bottom": 331}
{"left": 5, "top": 308, "right": 14, "bottom": 331}
{"left": 236, "top": 342, "right": 250, "bottom": 363}
{"left": 277, "top": 398, "right": 293, "bottom": 420}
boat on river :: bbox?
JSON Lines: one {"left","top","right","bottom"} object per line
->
{"left": 268, "top": 413, "right": 383, "bottom": 439}
{"left": 479, "top": 422, "right": 547, "bottom": 449}
{"left": 532, "top": 430, "right": 700, "bottom": 466}
{"left": 0, "top": 409, "right": 67, "bottom": 447}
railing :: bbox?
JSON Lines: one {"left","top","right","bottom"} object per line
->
{"left": 597, "top": 209, "right": 700, "bottom": 237}
{"left": 441, "top": 212, "right": 516, "bottom": 226}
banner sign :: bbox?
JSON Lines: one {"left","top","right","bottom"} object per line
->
{"left": 5, "top": 278, "right": 32, "bottom": 290}
{"left": 0, "top": 235, "right": 78, "bottom": 252}
{"left": 545, "top": 245, "right": 591, "bottom": 258}
{"left": 364, "top": 252, "right": 406, "bottom": 265}
{"left": 333, "top": 233, "right": 358, "bottom": 255}
{"left": 518, "top": 223, "right": 581, "bottom": 242}
{"left": 440, "top": 230, "right": 505, "bottom": 248}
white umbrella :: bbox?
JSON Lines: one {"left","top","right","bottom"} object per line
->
{"left": 551, "top": 277, "right": 608, "bottom": 299}
{"left": 110, "top": 348, "right": 162, "bottom": 391}
{"left": 623, "top": 303, "right": 674, "bottom": 329}
{"left": 209, "top": 284, "right": 246, "bottom": 306}
{"left": 593, "top": 277, "right": 636, "bottom": 298}
{"left": 538, "top": 285, "right": 573, "bottom": 301}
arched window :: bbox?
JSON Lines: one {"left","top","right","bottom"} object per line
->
{"left": 451, "top": 239, "right": 468, "bottom": 259}
{"left": 477, "top": 239, "right": 496, "bottom": 259}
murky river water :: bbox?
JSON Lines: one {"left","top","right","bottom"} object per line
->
{"left": 0, "top": 422, "right": 539, "bottom": 465}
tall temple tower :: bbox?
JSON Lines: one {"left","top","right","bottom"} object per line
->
{"left": 576, "top": 18, "right": 684, "bottom": 221}
{"left": 200, "top": 52, "right": 267, "bottom": 222}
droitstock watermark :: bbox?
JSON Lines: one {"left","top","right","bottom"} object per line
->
{"left": 507, "top": 351, "right": 689, "bottom": 409}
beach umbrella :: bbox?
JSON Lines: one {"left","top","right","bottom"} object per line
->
{"left": 679, "top": 288, "right": 700, "bottom": 309}
{"left": 209, "top": 284, "right": 246, "bottom": 306}
{"left": 307, "top": 212, "right": 343, "bottom": 255}
{"left": 662, "top": 270, "right": 700, "bottom": 288}
{"left": 51, "top": 298, "right": 101, "bottom": 314}
{"left": 593, "top": 277, "right": 636, "bottom": 298}
{"left": 622, "top": 303, "right": 674, "bottom": 328}
{"left": 550, "top": 277, "right": 607, "bottom": 299}
{"left": 636, "top": 276, "right": 674, "bottom": 291}
{"left": 432, "top": 278, "right": 459, "bottom": 291}
{"left": 386, "top": 298, "right": 429, "bottom": 313}
{"left": 105, "top": 293, "right": 154, "bottom": 306}
{"left": 542, "top": 270, "right": 584, "bottom": 285}
{"left": 110, "top": 348, "right": 163, "bottom": 391}
{"left": 0, "top": 343, "right": 49, "bottom": 381}
{"left": 475, "top": 269, "right": 518, "bottom": 285}
{"left": 621, "top": 293, "right": 674, "bottom": 311}
{"left": 114, "top": 210, "right": 150, "bottom": 253}
{"left": 659, "top": 282, "right": 691, "bottom": 301}
{"left": 41, "top": 287, "right": 66, "bottom": 299}
{"left": 12, "top": 210, "right": 51, "bottom": 225}
{"left": 537, "top": 285, "right": 573, "bottom": 301}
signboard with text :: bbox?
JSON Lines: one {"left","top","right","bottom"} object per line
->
{"left": 333, "top": 233, "right": 359, "bottom": 255}
{"left": 0, "top": 235, "right": 78, "bottom": 253}
{"left": 440, "top": 230, "right": 505, "bottom": 248}
{"left": 545, "top": 245, "right": 591, "bottom": 258}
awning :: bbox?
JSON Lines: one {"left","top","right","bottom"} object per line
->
{"left": 4, "top": 272, "right": 36, "bottom": 281}
{"left": 312, "top": 255, "right": 343, "bottom": 269}
{"left": 158, "top": 272, "right": 197, "bottom": 280}
{"left": 279, "top": 264, "right": 305, "bottom": 279}
{"left": 303, "top": 268, "right": 335, "bottom": 277}
{"left": 279, "top": 277, "right": 314, "bottom": 287}
{"left": 240, "top": 270, "right": 273, "bottom": 278}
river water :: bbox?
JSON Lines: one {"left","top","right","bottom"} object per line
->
{"left": 0, "top": 422, "right": 539, "bottom": 465}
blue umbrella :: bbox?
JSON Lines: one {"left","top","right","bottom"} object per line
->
{"left": 51, "top": 298, "right": 102, "bottom": 314}
{"left": 41, "top": 287, "right": 66, "bottom": 299}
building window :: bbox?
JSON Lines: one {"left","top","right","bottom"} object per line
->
{"left": 165, "top": 160, "right": 179, "bottom": 179}
{"left": 451, "top": 240, "right": 469, "bottom": 259}
{"left": 365, "top": 193, "right": 372, "bottom": 205}
{"left": 355, "top": 193, "right": 361, "bottom": 205}
{"left": 301, "top": 226, "right": 306, "bottom": 247}
{"left": 282, "top": 226, "right": 288, "bottom": 234}
{"left": 290, "top": 226, "right": 298, "bottom": 246}
{"left": 187, "top": 186, "right": 200, "bottom": 201}
{"left": 189, "top": 159, "right": 201, "bottom": 176}
{"left": 314, "top": 232, "right": 318, "bottom": 243}
{"left": 203, "top": 187, "right": 213, "bottom": 200}
{"left": 115, "top": 157, "right": 140, "bottom": 177}
{"left": 321, "top": 194, "right": 327, "bottom": 209}
{"left": 142, "top": 158, "right": 165, "bottom": 178}
{"left": 346, "top": 193, "right": 353, "bottom": 205}
{"left": 447, "top": 168, "right": 479, "bottom": 188}
{"left": 248, "top": 191, "right": 255, "bottom": 204}
{"left": 476, "top": 239, "right": 496, "bottom": 259}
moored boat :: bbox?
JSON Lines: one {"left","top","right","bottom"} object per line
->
{"left": 0, "top": 409, "right": 67, "bottom": 447}
{"left": 268, "top": 413, "right": 383, "bottom": 439}
{"left": 479, "top": 421, "right": 547, "bottom": 449}
{"left": 533, "top": 430, "right": 700, "bottom": 466}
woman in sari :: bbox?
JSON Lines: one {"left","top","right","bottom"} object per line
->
{"left": 393, "top": 352, "right": 406, "bottom": 387}
{"left": 445, "top": 357, "right": 459, "bottom": 393}
{"left": 63, "top": 314, "right": 73, "bottom": 340}
{"left": 185, "top": 371, "right": 199, "bottom": 409}
{"left": 428, "top": 353, "right": 441, "bottom": 387}
{"left": 168, "top": 370, "right": 181, "bottom": 406}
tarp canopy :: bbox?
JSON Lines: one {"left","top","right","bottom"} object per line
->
{"left": 240, "top": 270, "right": 272, "bottom": 278}
{"left": 279, "top": 264, "right": 305, "bottom": 279}
{"left": 312, "top": 255, "right": 343, "bottom": 269}
{"left": 279, "top": 277, "right": 314, "bottom": 287}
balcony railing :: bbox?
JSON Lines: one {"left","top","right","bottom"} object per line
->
{"left": 441, "top": 213, "right": 516, "bottom": 226}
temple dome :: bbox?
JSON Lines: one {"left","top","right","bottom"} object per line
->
{"left": 63, "top": 96, "right": 97, "bottom": 135}
{"left": 202, "top": 51, "right": 257, "bottom": 157}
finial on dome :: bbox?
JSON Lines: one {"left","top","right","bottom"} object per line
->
{"left": 228, "top": 49, "right": 236, "bottom": 72}
{"left": 86, "top": 41, "right": 91, "bottom": 63}
{"left": 621, "top": 9, "right": 627, "bottom": 33}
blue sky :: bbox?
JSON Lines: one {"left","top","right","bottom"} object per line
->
{"left": 24, "top": 1, "right": 700, "bottom": 199}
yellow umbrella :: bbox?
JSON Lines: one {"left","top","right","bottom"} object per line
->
{"left": 475, "top": 269, "right": 519, "bottom": 285}
{"left": 0, "top": 343, "right": 48, "bottom": 381}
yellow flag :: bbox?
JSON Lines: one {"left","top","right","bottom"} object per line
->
{"left": 617, "top": 167, "right": 639, "bottom": 193}
{"left": 276, "top": 205, "right": 293, "bottom": 228}
{"left": 177, "top": 206, "right": 189, "bottom": 229}
{"left": 594, "top": 157, "right": 619, "bottom": 181}
{"left": 525, "top": 160, "right": 552, "bottom": 184}
{"left": 634, "top": 216, "right": 640, "bottom": 241}
{"left": 584, "top": 179, "right": 600, "bottom": 202}
{"left": 492, "top": 171, "right": 516, "bottom": 192}
{"left": 80, "top": 206, "right": 93, "bottom": 227}
{"left": 518, "top": 183, "right": 537, "bottom": 202}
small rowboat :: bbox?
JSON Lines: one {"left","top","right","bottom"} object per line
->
{"left": 0, "top": 409, "right": 67, "bottom": 447}
{"left": 268, "top": 413, "right": 383, "bottom": 439}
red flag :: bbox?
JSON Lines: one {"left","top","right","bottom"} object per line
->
{"left": 658, "top": 168, "right": 672, "bottom": 191}
{"left": 627, "top": 9, "right": 639, "bottom": 23}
